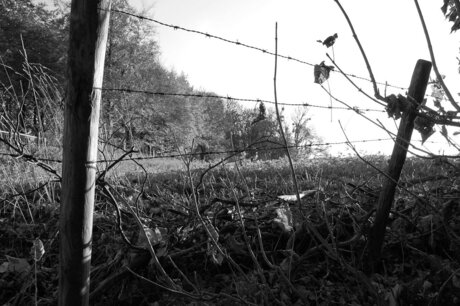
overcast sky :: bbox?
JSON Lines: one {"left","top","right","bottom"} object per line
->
{"left": 42, "top": 0, "right": 460, "bottom": 156}
{"left": 128, "top": 0, "right": 460, "bottom": 156}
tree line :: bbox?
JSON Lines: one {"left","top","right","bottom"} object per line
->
{"left": 0, "top": 0, "right": 315, "bottom": 159}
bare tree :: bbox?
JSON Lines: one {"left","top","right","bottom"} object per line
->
{"left": 291, "top": 106, "right": 312, "bottom": 155}
{"left": 59, "top": 1, "right": 111, "bottom": 305}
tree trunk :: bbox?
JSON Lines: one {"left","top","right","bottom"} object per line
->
{"left": 59, "top": 1, "right": 111, "bottom": 305}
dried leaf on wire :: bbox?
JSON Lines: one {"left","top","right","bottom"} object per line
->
{"left": 385, "top": 94, "right": 409, "bottom": 120}
{"left": 414, "top": 116, "right": 435, "bottom": 144}
{"left": 317, "top": 33, "right": 338, "bottom": 48}
{"left": 314, "top": 61, "right": 334, "bottom": 84}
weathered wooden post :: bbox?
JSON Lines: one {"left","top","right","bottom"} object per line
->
{"left": 367, "top": 59, "right": 431, "bottom": 269}
{"left": 59, "top": 0, "right": 111, "bottom": 305}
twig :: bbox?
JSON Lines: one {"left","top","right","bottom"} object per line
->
{"left": 326, "top": 54, "right": 385, "bottom": 106}
{"left": 435, "top": 268, "right": 460, "bottom": 305}
{"left": 327, "top": 80, "right": 333, "bottom": 122}
{"left": 374, "top": 119, "right": 434, "bottom": 157}
{"left": 168, "top": 242, "right": 205, "bottom": 258}
{"left": 97, "top": 147, "right": 137, "bottom": 181}
{"left": 99, "top": 183, "right": 145, "bottom": 251}
{"left": 0, "top": 182, "right": 49, "bottom": 206}
{"left": 274, "top": 23, "right": 337, "bottom": 264}
{"left": 414, "top": 0, "right": 460, "bottom": 112}
{"left": 276, "top": 267, "right": 310, "bottom": 304}
{"left": 0, "top": 136, "right": 61, "bottom": 180}
{"left": 254, "top": 215, "right": 275, "bottom": 269}
{"left": 320, "top": 85, "right": 458, "bottom": 158}
{"left": 333, "top": 0, "right": 383, "bottom": 100}
{"left": 108, "top": 185, "right": 177, "bottom": 289}
{"left": 127, "top": 267, "right": 256, "bottom": 305}
{"left": 126, "top": 267, "right": 209, "bottom": 300}
{"left": 226, "top": 170, "right": 266, "bottom": 282}
{"left": 338, "top": 121, "right": 437, "bottom": 211}
{"left": 273, "top": 23, "right": 303, "bottom": 215}
{"left": 167, "top": 256, "right": 200, "bottom": 294}
{"left": 176, "top": 140, "right": 248, "bottom": 279}
{"left": 194, "top": 138, "right": 271, "bottom": 193}
{"left": 128, "top": 154, "right": 150, "bottom": 214}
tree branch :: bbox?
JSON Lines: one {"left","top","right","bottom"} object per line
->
{"left": 273, "top": 23, "right": 303, "bottom": 213}
{"left": 414, "top": 0, "right": 460, "bottom": 111}
{"left": 326, "top": 54, "right": 385, "bottom": 106}
{"left": 333, "top": 0, "right": 383, "bottom": 100}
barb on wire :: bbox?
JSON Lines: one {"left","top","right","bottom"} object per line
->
{"left": 106, "top": 8, "right": 407, "bottom": 91}
{"left": 321, "top": 85, "right": 460, "bottom": 159}
{"left": 326, "top": 55, "right": 460, "bottom": 127}
{"left": 324, "top": 57, "right": 460, "bottom": 129}
{"left": 97, "top": 87, "right": 386, "bottom": 113}
{"left": 320, "top": 84, "right": 431, "bottom": 155}
{"left": 0, "top": 151, "right": 61, "bottom": 163}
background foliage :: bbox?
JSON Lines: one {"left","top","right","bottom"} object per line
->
{"left": 0, "top": 0, "right": 314, "bottom": 159}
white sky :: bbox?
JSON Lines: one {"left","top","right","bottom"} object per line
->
{"left": 42, "top": 0, "right": 460, "bottom": 156}
{"left": 129, "top": 0, "right": 460, "bottom": 156}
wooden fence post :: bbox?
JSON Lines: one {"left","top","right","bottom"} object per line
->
{"left": 59, "top": 0, "right": 111, "bottom": 305}
{"left": 367, "top": 59, "right": 432, "bottom": 270}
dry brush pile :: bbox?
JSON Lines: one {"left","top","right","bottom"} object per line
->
{"left": 0, "top": 155, "right": 460, "bottom": 305}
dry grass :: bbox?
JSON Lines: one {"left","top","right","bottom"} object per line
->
{"left": 1, "top": 153, "right": 459, "bottom": 305}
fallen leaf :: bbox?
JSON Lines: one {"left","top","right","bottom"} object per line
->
{"left": 4, "top": 255, "right": 30, "bottom": 274}
{"left": 277, "top": 190, "right": 316, "bottom": 202}
{"left": 273, "top": 205, "right": 293, "bottom": 232}
{"left": 30, "top": 238, "right": 45, "bottom": 262}
{"left": 453, "top": 274, "right": 460, "bottom": 289}
{"left": 0, "top": 262, "right": 8, "bottom": 273}
{"left": 138, "top": 227, "right": 163, "bottom": 248}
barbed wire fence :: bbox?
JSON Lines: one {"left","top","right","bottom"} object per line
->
{"left": 101, "top": 8, "right": 459, "bottom": 154}
{"left": 1, "top": 5, "right": 459, "bottom": 182}
{"left": 97, "top": 87, "right": 386, "bottom": 112}
{"left": 108, "top": 8, "right": 409, "bottom": 91}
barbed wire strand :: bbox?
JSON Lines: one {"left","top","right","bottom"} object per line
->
{"left": 108, "top": 8, "right": 408, "bottom": 91}
{"left": 0, "top": 138, "right": 394, "bottom": 164}
{"left": 97, "top": 87, "right": 386, "bottom": 113}
{"left": 319, "top": 85, "right": 447, "bottom": 157}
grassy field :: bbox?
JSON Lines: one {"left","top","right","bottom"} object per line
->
{"left": 1, "top": 153, "right": 459, "bottom": 305}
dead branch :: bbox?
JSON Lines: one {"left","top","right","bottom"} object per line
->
{"left": 333, "top": 0, "right": 383, "bottom": 100}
